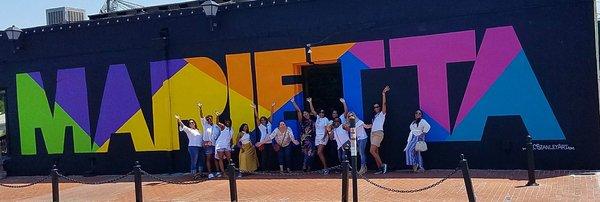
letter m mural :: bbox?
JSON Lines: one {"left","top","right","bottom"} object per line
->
{"left": 389, "top": 26, "right": 565, "bottom": 142}
{"left": 16, "top": 68, "right": 95, "bottom": 154}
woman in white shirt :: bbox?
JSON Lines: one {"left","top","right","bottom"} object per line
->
{"left": 404, "top": 110, "right": 431, "bottom": 172}
{"left": 215, "top": 116, "right": 233, "bottom": 176}
{"left": 346, "top": 111, "right": 372, "bottom": 174}
{"left": 252, "top": 102, "right": 276, "bottom": 171}
{"left": 198, "top": 103, "right": 220, "bottom": 178}
{"left": 256, "top": 121, "right": 300, "bottom": 173}
{"left": 238, "top": 123, "right": 258, "bottom": 172}
{"left": 371, "top": 86, "right": 390, "bottom": 174}
{"left": 305, "top": 98, "right": 325, "bottom": 172}
{"left": 328, "top": 117, "right": 350, "bottom": 162}
{"left": 175, "top": 115, "right": 204, "bottom": 175}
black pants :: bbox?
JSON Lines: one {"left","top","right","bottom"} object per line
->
{"left": 231, "top": 146, "right": 240, "bottom": 166}
{"left": 260, "top": 143, "right": 277, "bottom": 171}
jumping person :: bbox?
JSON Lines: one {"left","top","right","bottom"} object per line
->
{"left": 238, "top": 123, "right": 258, "bottom": 173}
{"left": 371, "top": 86, "right": 390, "bottom": 174}
{"left": 291, "top": 98, "right": 318, "bottom": 172}
{"left": 214, "top": 112, "right": 233, "bottom": 177}
{"left": 346, "top": 111, "right": 371, "bottom": 174}
{"left": 256, "top": 121, "right": 300, "bottom": 173}
{"left": 198, "top": 103, "right": 221, "bottom": 179}
{"left": 252, "top": 102, "right": 276, "bottom": 171}
{"left": 404, "top": 109, "right": 430, "bottom": 172}
{"left": 175, "top": 115, "right": 205, "bottom": 176}
{"left": 305, "top": 98, "right": 328, "bottom": 173}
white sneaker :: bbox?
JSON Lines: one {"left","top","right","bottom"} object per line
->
{"left": 216, "top": 172, "right": 222, "bottom": 177}
{"left": 208, "top": 173, "right": 215, "bottom": 179}
{"left": 382, "top": 164, "right": 388, "bottom": 174}
{"left": 358, "top": 165, "right": 367, "bottom": 175}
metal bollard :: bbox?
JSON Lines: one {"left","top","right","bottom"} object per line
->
{"left": 134, "top": 161, "right": 143, "bottom": 202}
{"left": 350, "top": 155, "right": 358, "bottom": 202}
{"left": 341, "top": 159, "right": 349, "bottom": 202}
{"left": 460, "top": 154, "right": 476, "bottom": 202}
{"left": 228, "top": 160, "right": 238, "bottom": 202}
{"left": 347, "top": 116, "right": 359, "bottom": 202}
{"left": 524, "top": 135, "right": 539, "bottom": 186}
{"left": 51, "top": 165, "right": 59, "bottom": 202}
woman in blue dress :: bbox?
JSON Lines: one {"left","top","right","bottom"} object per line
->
{"left": 404, "top": 109, "right": 431, "bottom": 172}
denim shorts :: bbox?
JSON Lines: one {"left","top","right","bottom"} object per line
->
{"left": 205, "top": 146, "right": 215, "bottom": 155}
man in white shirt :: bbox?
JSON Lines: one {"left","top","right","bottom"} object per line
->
{"left": 371, "top": 86, "right": 389, "bottom": 174}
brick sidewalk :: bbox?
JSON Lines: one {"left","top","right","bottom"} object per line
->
{"left": 0, "top": 170, "right": 598, "bottom": 201}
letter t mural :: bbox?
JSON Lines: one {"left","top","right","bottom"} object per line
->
{"left": 390, "top": 30, "right": 477, "bottom": 140}
{"left": 389, "top": 27, "right": 565, "bottom": 141}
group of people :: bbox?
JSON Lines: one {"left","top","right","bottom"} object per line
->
{"left": 176, "top": 86, "right": 432, "bottom": 178}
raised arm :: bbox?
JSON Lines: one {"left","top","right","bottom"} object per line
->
{"left": 291, "top": 98, "right": 303, "bottom": 121}
{"left": 382, "top": 86, "right": 390, "bottom": 114}
{"left": 269, "top": 101, "right": 275, "bottom": 123}
{"left": 307, "top": 97, "right": 317, "bottom": 115}
{"left": 340, "top": 98, "right": 348, "bottom": 119}
{"left": 251, "top": 103, "right": 260, "bottom": 126}
{"left": 175, "top": 115, "right": 190, "bottom": 133}
{"left": 197, "top": 103, "right": 204, "bottom": 118}
{"left": 214, "top": 111, "right": 225, "bottom": 130}
{"left": 175, "top": 115, "right": 184, "bottom": 126}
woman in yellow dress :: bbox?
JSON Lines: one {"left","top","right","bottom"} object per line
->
{"left": 238, "top": 123, "right": 258, "bottom": 173}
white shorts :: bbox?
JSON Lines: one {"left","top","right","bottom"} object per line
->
{"left": 315, "top": 134, "right": 328, "bottom": 146}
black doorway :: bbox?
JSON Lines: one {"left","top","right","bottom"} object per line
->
{"left": 301, "top": 63, "right": 344, "bottom": 169}
{"left": 301, "top": 63, "right": 344, "bottom": 114}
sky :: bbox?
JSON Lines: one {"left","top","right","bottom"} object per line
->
{"left": 0, "top": 0, "right": 185, "bottom": 29}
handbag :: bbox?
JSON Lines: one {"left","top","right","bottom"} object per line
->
{"left": 415, "top": 140, "right": 428, "bottom": 152}
{"left": 272, "top": 143, "right": 281, "bottom": 152}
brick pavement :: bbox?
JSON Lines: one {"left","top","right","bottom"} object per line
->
{"left": 0, "top": 170, "right": 598, "bottom": 201}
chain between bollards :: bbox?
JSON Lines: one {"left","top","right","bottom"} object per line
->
{"left": 460, "top": 154, "right": 476, "bottom": 202}
{"left": 134, "top": 161, "right": 143, "bottom": 202}
{"left": 524, "top": 135, "right": 538, "bottom": 186}
{"left": 51, "top": 165, "right": 59, "bottom": 202}
{"left": 228, "top": 160, "right": 238, "bottom": 202}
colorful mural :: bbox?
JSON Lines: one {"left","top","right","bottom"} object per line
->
{"left": 15, "top": 26, "right": 565, "bottom": 155}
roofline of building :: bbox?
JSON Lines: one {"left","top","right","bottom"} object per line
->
{"left": 10, "top": 0, "right": 309, "bottom": 31}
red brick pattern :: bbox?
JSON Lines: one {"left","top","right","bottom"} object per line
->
{"left": 0, "top": 170, "right": 598, "bottom": 201}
